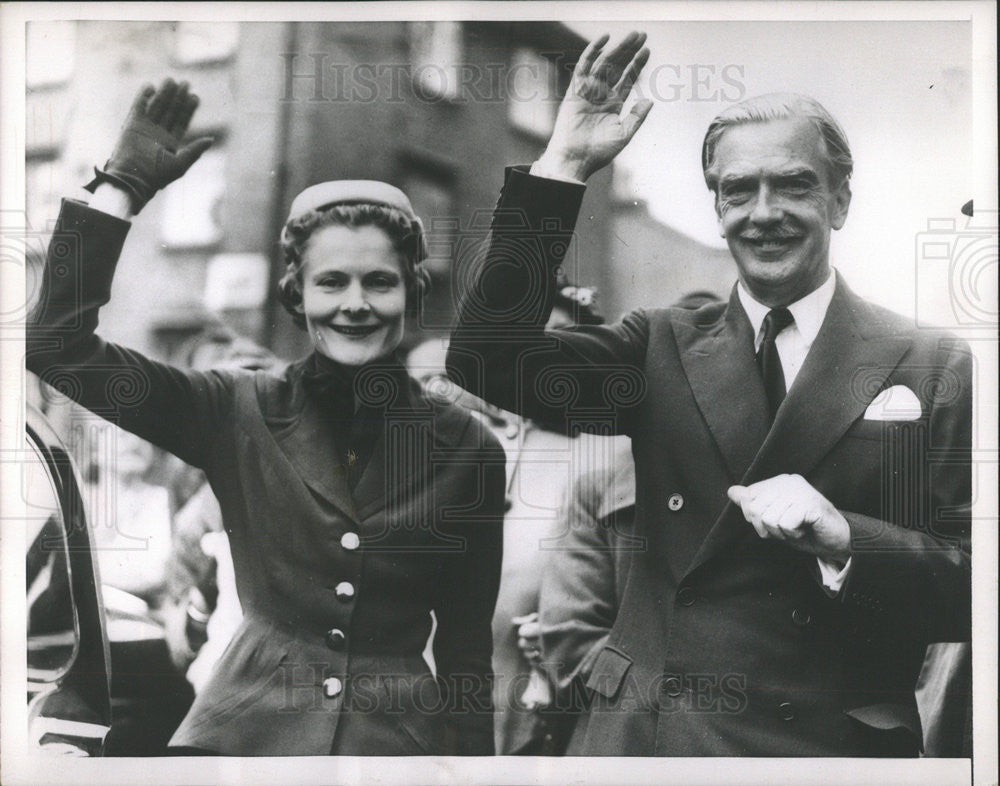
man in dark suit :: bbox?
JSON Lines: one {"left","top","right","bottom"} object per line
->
{"left": 447, "top": 32, "right": 971, "bottom": 756}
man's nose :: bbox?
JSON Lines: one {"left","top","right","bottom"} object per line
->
{"left": 749, "top": 185, "right": 782, "bottom": 225}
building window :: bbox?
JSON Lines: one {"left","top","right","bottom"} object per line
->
{"left": 26, "top": 156, "right": 63, "bottom": 232}
{"left": 159, "top": 145, "right": 226, "bottom": 249}
{"left": 203, "top": 252, "right": 271, "bottom": 312}
{"left": 172, "top": 22, "right": 239, "bottom": 66}
{"left": 507, "top": 48, "right": 558, "bottom": 138}
{"left": 409, "top": 22, "right": 463, "bottom": 101}
{"left": 400, "top": 169, "right": 456, "bottom": 277}
{"left": 26, "top": 21, "right": 76, "bottom": 89}
{"left": 24, "top": 156, "right": 64, "bottom": 319}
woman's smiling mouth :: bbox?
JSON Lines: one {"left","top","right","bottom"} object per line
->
{"left": 329, "top": 324, "right": 381, "bottom": 337}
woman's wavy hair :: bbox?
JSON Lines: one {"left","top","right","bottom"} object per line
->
{"left": 277, "top": 202, "right": 431, "bottom": 329}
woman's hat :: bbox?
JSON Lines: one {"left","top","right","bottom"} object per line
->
{"left": 286, "top": 180, "right": 421, "bottom": 225}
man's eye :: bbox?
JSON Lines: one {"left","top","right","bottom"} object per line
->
{"left": 317, "top": 277, "right": 347, "bottom": 289}
{"left": 781, "top": 179, "right": 813, "bottom": 193}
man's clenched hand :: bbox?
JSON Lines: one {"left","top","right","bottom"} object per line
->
{"left": 728, "top": 474, "right": 851, "bottom": 563}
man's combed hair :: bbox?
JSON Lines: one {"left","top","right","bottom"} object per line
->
{"left": 278, "top": 202, "right": 431, "bottom": 329}
{"left": 701, "top": 93, "right": 854, "bottom": 192}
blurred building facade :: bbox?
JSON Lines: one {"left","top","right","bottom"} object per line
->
{"left": 25, "top": 20, "right": 600, "bottom": 359}
{"left": 604, "top": 194, "right": 734, "bottom": 317}
{"left": 25, "top": 20, "right": 733, "bottom": 362}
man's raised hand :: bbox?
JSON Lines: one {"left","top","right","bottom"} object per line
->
{"left": 535, "top": 32, "right": 654, "bottom": 182}
{"left": 87, "top": 78, "right": 214, "bottom": 214}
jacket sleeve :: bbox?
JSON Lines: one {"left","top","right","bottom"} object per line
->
{"left": 447, "top": 167, "right": 649, "bottom": 434}
{"left": 538, "top": 466, "right": 620, "bottom": 697}
{"left": 26, "top": 199, "right": 234, "bottom": 471}
{"left": 839, "top": 336, "right": 972, "bottom": 643}
{"left": 431, "top": 424, "right": 506, "bottom": 755}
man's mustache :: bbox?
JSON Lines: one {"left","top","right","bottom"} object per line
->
{"left": 740, "top": 230, "right": 800, "bottom": 241}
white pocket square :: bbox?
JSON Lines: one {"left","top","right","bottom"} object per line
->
{"left": 864, "top": 385, "right": 922, "bottom": 421}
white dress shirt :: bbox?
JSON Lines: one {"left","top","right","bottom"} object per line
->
{"left": 738, "top": 273, "right": 852, "bottom": 593}
{"left": 737, "top": 272, "right": 836, "bottom": 391}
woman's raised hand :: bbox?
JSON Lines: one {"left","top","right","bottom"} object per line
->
{"left": 535, "top": 32, "right": 654, "bottom": 183}
{"left": 91, "top": 79, "right": 214, "bottom": 213}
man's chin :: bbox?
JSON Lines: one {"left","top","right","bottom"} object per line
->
{"left": 739, "top": 255, "right": 797, "bottom": 282}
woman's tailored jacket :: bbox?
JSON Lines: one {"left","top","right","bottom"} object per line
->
{"left": 27, "top": 200, "right": 506, "bottom": 756}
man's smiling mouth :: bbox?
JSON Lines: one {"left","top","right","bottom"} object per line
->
{"left": 743, "top": 235, "right": 801, "bottom": 254}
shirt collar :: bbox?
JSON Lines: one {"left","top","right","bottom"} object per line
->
{"left": 737, "top": 269, "right": 836, "bottom": 346}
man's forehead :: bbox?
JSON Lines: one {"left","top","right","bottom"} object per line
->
{"left": 713, "top": 116, "right": 827, "bottom": 174}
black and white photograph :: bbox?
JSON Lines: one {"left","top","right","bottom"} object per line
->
{"left": 1, "top": 3, "right": 996, "bottom": 785}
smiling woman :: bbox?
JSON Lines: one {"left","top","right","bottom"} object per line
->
{"left": 26, "top": 79, "right": 505, "bottom": 757}
{"left": 276, "top": 185, "right": 430, "bottom": 367}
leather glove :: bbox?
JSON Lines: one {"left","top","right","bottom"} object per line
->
{"left": 85, "top": 78, "right": 214, "bottom": 214}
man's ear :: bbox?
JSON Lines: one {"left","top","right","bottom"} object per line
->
{"left": 714, "top": 193, "right": 726, "bottom": 238}
{"left": 830, "top": 179, "right": 852, "bottom": 230}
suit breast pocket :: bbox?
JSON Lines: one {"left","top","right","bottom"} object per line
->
{"left": 825, "top": 418, "right": 933, "bottom": 523}
{"left": 843, "top": 416, "right": 928, "bottom": 444}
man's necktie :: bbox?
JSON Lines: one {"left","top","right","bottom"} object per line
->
{"left": 757, "top": 307, "right": 795, "bottom": 422}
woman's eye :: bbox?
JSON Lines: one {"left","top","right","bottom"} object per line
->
{"left": 366, "top": 275, "right": 398, "bottom": 290}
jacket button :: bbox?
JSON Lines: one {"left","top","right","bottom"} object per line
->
{"left": 664, "top": 677, "right": 682, "bottom": 697}
{"left": 667, "top": 493, "right": 684, "bottom": 512}
{"left": 340, "top": 532, "right": 360, "bottom": 551}
{"left": 778, "top": 701, "right": 795, "bottom": 721}
{"left": 323, "top": 677, "right": 344, "bottom": 698}
{"left": 791, "top": 608, "right": 812, "bottom": 627}
{"left": 677, "top": 587, "right": 696, "bottom": 607}
{"left": 335, "top": 582, "right": 355, "bottom": 601}
{"left": 325, "top": 628, "right": 346, "bottom": 650}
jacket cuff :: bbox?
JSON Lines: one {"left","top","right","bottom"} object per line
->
{"left": 58, "top": 196, "right": 133, "bottom": 238}
{"left": 839, "top": 510, "right": 967, "bottom": 623}
{"left": 498, "top": 165, "right": 587, "bottom": 232}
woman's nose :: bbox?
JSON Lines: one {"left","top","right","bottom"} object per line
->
{"left": 341, "top": 282, "right": 370, "bottom": 314}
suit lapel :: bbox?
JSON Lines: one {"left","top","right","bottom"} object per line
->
{"left": 350, "top": 408, "right": 401, "bottom": 522}
{"left": 273, "top": 367, "right": 358, "bottom": 524}
{"left": 350, "top": 376, "right": 460, "bottom": 523}
{"left": 743, "top": 275, "right": 911, "bottom": 484}
{"left": 685, "top": 275, "right": 913, "bottom": 577}
{"left": 673, "top": 286, "right": 770, "bottom": 483}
